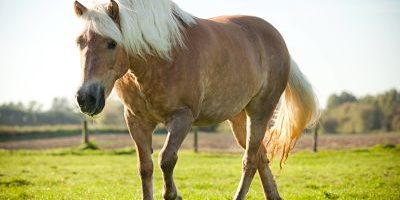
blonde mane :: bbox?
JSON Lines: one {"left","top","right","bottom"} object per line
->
{"left": 80, "top": 0, "right": 196, "bottom": 59}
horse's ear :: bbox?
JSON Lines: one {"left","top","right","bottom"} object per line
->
{"left": 107, "top": 0, "right": 120, "bottom": 23}
{"left": 74, "top": 1, "right": 87, "bottom": 17}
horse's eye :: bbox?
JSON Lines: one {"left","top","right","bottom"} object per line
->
{"left": 107, "top": 41, "right": 117, "bottom": 50}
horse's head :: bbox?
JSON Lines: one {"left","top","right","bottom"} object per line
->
{"left": 74, "top": 1, "right": 129, "bottom": 116}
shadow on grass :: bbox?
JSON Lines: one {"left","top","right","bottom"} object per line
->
{"left": 0, "top": 179, "right": 32, "bottom": 187}
{"left": 78, "top": 141, "right": 99, "bottom": 150}
{"left": 46, "top": 145, "right": 136, "bottom": 156}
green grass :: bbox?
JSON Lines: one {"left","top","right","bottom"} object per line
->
{"left": 0, "top": 146, "right": 399, "bottom": 200}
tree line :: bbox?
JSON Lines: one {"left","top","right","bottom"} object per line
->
{"left": 1, "top": 89, "right": 399, "bottom": 134}
{"left": 0, "top": 98, "right": 125, "bottom": 127}
{"left": 0, "top": 98, "right": 81, "bottom": 126}
{"left": 321, "top": 89, "right": 400, "bottom": 133}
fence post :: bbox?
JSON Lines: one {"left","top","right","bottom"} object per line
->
{"left": 193, "top": 127, "right": 198, "bottom": 153}
{"left": 82, "top": 120, "right": 89, "bottom": 144}
{"left": 313, "top": 123, "right": 319, "bottom": 152}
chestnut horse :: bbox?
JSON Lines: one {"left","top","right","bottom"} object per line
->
{"left": 74, "top": 0, "right": 319, "bottom": 199}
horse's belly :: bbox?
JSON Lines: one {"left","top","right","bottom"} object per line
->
{"left": 193, "top": 92, "right": 252, "bottom": 126}
{"left": 193, "top": 62, "right": 262, "bottom": 126}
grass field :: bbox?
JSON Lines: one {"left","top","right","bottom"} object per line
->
{"left": 0, "top": 145, "right": 399, "bottom": 200}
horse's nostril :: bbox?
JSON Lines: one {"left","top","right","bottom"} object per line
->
{"left": 87, "top": 94, "right": 97, "bottom": 105}
{"left": 76, "top": 84, "right": 104, "bottom": 115}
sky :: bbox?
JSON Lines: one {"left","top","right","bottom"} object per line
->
{"left": 0, "top": 0, "right": 399, "bottom": 108}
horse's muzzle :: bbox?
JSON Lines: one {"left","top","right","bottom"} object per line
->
{"left": 76, "top": 83, "right": 105, "bottom": 116}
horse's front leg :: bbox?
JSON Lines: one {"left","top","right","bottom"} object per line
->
{"left": 125, "top": 109, "right": 157, "bottom": 200}
{"left": 159, "top": 108, "right": 194, "bottom": 200}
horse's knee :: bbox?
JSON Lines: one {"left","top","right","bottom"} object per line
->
{"left": 242, "top": 154, "right": 258, "bottom": 171}
{"left": 159, "top": 150, "right": 178, "bottom": 173}
{"left": 257, "top": 149, "right": 269, "bottom": 165}
{"left": 139, "top": 161, "right": 153, "bottom": 179}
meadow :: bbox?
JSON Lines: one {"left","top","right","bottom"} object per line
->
{"left": 0, "top": 145, "right": 399, "bottom": 200}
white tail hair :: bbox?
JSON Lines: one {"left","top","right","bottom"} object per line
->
{"left": 264, "top": 59, "right": 320, "bottom": 167}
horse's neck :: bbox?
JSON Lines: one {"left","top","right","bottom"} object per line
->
{"left": 128, "top": 56, "right": 148, "bottom": 80}
{"left": 127, "top": 55, "right": 168, "bottom": 85}
{"left": 121, "top": 54, "right": 173, "bottom": 120}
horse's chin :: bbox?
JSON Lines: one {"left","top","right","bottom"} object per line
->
{"left": 81, "top": 100, "right": 105, "bottom": 117}
{"left": 89, "top": 105, "right": 105, "bottom": 117}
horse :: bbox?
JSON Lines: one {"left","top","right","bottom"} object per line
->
{"left": 73, "top": 0, "right": 319, "bottom": 199}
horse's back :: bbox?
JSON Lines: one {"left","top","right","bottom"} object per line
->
{"left": 203, "top": 15, "right": 290, "bottom": 80}
{"left": 210, "top": 15, "right": 289, "bottom": 58}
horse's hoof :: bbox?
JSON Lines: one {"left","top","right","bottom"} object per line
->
{"left": 269, "top": 196, "right": 282, "bottom": 200}
{"left": 162, "top": 191, "right": 180, "bottom": 200}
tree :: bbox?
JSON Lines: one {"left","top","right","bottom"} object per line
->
{"left": 50, "top": 98, "right": 75, "bottom": 113}
{"left": 0, "top": 102, "right": 27, "bottom": 125}
{"left": 322, "top": 102, "right": 381, "bottom": 133}
{"left": 374, "top": 89, "right": 398, "bottom": 131}
{"left": 322, "top": 89, "right": 400, "bottom": 133}
{"left": 97, "top": 99, "right": 125, "bottom": 126}
{"left": 327, "top": 91, "right": 357, "bottom": 109}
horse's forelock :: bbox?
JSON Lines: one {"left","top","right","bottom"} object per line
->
{"left": 79, "top": 5, "right": 123, "bottom": 44}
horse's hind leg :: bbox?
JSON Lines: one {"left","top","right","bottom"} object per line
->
{"left": 229, "top": 111, "right": 281, "bottom": 200}
{"left": 233, "top": 86, "right": 283, "bottom": 200}
{"left": 257, "top": 146, "right": 281, "bottom": 200}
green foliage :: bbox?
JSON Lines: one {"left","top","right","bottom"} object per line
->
{"left": 0, "top": 98, "right": 128, "bottom": 129}
{"left": 392, "top": 115, "right": 400, "bottom": 132}
{"left": 322, "top": 89, "right": 400, "bottom": 133}
{"left": 96, "top": 99, "right": 125, "bottom": 126}
{"left": 322, "top": 102, "right": 381, "bottom": 133}
{"left": 374, "top": 89, "right": 400, "bottom": 131}
{"left": 0, "top": 147, "right": 399, "bottom": 199}
{"left": 327, "top": 91, "right": 357, "bottom": 109}
{"left": 0, "top": 98, "right": 82, "bottom": 126}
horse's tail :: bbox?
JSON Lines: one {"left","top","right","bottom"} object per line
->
{"left": 264, "top": 59, "right": 320, "bottom": 167}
